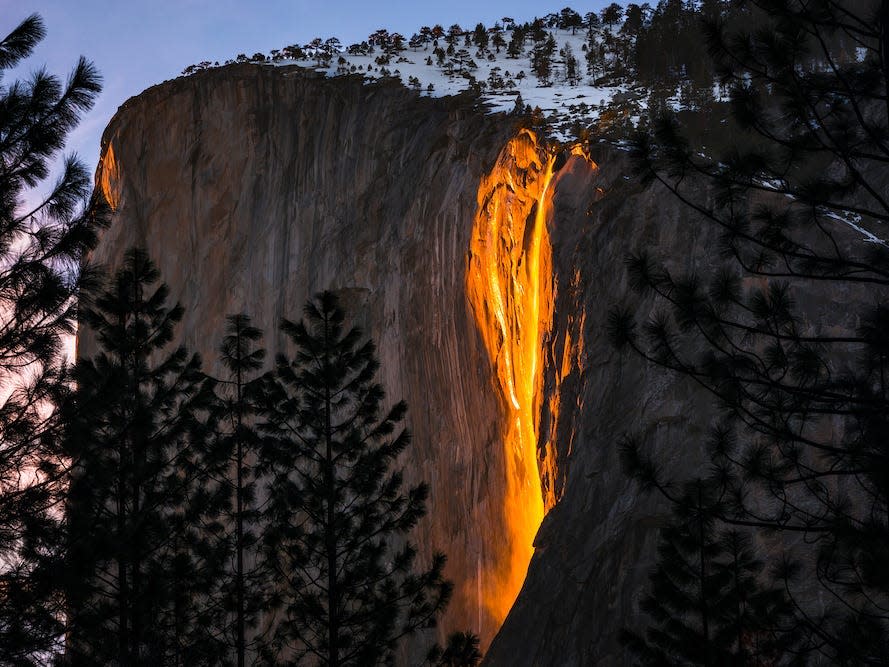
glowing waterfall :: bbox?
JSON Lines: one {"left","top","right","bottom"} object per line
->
{"left": 466, "top": 129, "right": 558, "bottom": 628}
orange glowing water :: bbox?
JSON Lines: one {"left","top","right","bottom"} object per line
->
{"left": 466, "top": 129, "right": 558, "bottom": 629}
{"left": 99, "top": 142, "right": 121, "bottom": 211}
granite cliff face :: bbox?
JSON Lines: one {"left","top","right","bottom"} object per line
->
{"left": 86, "top": 64, "right": 724, "bottom": 664}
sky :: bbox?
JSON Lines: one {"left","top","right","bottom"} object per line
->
{"left": 3, "top": 1, "right": 614, "bottom": 176}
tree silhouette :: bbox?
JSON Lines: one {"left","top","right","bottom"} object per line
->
{"left": 620, "top": 482, "right": 805, "bottom": 665}
{"left": 612, "top": 0, "right": 889, "bottom": 661}
{"left": 210, "top": 314, "right": 272, "bottom": 665}
{"left": 559, "top": 7, "right": 583, "bottom": 33}
{"left": 260, "top": 291, "right": 452, "bottom": 666}
{"left": 531, "top": 34, "right": 557, "bottom": 86}
{"left": 426, "top": 631, "right": 483, "bottom": 667}
{"left": 472, "top": 23, "right": 488, "bottom": 50}
{"left": 601, "top": 3, "right": 624, "bottom": 29}
{"left": 63, "top": 249, "right": 227, "bottom": 665}
{"left": 0, "top": 13, "right": 105, "bottom": 662}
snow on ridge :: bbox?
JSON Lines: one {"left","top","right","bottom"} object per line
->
{"left": 283, "top": 28, "right": 632, "bottom": 143}
{"left": 184, "top": 25, "right": 647, "bottom": 144}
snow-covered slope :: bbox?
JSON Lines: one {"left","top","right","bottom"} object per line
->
{"left": 184, "top": 24, "right": 647, "bottom": 142}
{"left": 304, "top": 31, "right": 633, "bottom": 141}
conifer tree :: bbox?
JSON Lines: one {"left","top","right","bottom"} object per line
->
{"left": 506, "top": 27, "right": 525, "bottom": 59}
{"left": 211, "top": 313, "right": 271, "bottom": 665}
{"left": 620, "top": 482, "right": 804, "bottom": 665}
{"left": 612, "top": 0, "right": 889, "bottom": 661}
{"left": 512, "top": 92, "right": 525, "bottom": 115}
{"left": 260, "top": 291, "right": 452, "bottom": 666}
{"left": 622, "top": 4, "right": 645, "bottom": 36}
{"left": 531, "top": 34, "right": 557, "bottom": 86}
{"left": 63, "top": 249, "right": 227, "bottom": 665}
{"left": 559, "top": 7, "right": 583, "bottom": 34}
{"left": 426, "top": 631, "right": 483, "bottom": 666}
{"left": 472, "top": 23, "right": 488, "bottom": 50}
{"left": 563, "top": 42, "right": 579, "bottom": 86}
{"left": 601, "top": 3, "right": 624, "bottom": 30}
{"left": 585, "top": 35, "right": 601, "bottom": 77}
{"left": 0, "top": 13, "right": 105, "bottom": 662}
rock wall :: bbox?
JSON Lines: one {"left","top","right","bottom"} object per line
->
{"left": 486, "top": 143, "right": 721, "bottom": 665}
{"left": 87, "top": 64, "right": 524, "bottom": 653}
{"left": 86, "top": 64, "right": 724, "bottom": 664}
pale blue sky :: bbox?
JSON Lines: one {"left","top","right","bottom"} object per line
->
{"left": 3, "top": 1, "right": 612, "bottom": 174}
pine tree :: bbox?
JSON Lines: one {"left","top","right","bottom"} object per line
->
{"left": 585, "top": 11, "right": 602, "bottom": 32}
{"left": 472, "top": 23, "right": 488, "bottom": 50}
{"left": 531, "top": 34, "right": 557, "bottom": 86}
{"left": 0, "top": 13, "right": 105, "bottom": 662}
{"left": 601, "top": 3, "right": 624, "bottom": 29}
{"left": 563, "top": 42, "right": 579, "bottom": 86}
{"left": 506, "top": 30, "right": 523, "bottom": 59}
{"left": 63, "top": 249, "right": 227, "bottom": 665}
{"left": 260, "top": 291, "right": 452, "bottom": 666}
{"left": 620, "top": 482, "right": 804, "bottom": 665}
{"left": 426, "top": 631, "right": 483, "bottom": 667}
{"left": 612, "top": 0, "right": 889, "bottom": 661}
{"left": 529, "top": 19, "right": 548, "bottom": 44}
{"left": 622, "top": 4, "right": 646, "bottom": 36}
{"left": 210, "top": 314, "right": 272, "bottom": 665}
{"left": 559, "top": 7, "right": 584, "bottom": 34}
{"left": 513, "top": 92, "right": 525, "bottom": 115}
{"left": 585, "top": 35, "right": 601, "bottom": 78}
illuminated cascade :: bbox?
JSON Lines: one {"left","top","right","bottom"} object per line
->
{"left": 465, "top": 129, "right": 562, "bottom": 630}
{"left": 99, "top": 142, "right": 121, "bottom": 211}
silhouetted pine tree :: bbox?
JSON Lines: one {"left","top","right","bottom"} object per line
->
{"left": 612, "top": 0, "right": 889, "bottom": 662}
{"left": 260, "top": 291, "right": 452, "bottom": 666}
{"left": 210, "top": 314, "right": 272, "bottom": 665}
{"left": 620, "top": 482, "right": 804, "bottom": 665}
{"left": 531, "top": 34, "right": 557, "bottom": 86}
{"left": 506, "top": 27, "right": 525, "bottom": 58}
{"left": 601, "top": 2, "right": 624, "bottom": 30}
{"left": 63, "top": 249, "right": 228, "bottom": 665}
{"left": 425, "top": 631, "right": 483, "bottom": 667}
{"left": 559, "top": 8, "right": 584, "bottom": 34}
{"left": 0, "top": 13, "right": 105, "bottom": 662}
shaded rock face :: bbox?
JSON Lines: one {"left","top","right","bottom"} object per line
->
{"left": 486, "top": 147, "right": 723, "bottom": 665}
{"left": 86, "top": 64, "right": 724, "bottom": 664}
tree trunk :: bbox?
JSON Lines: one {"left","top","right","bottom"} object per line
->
{"left": 117, "top": 461, "right": 129, "bottom": 663}
{"left": 117, "top": 309, "right": 130, "bottom": 664}
{"left": 324, "top": 312, "right": 339, "bottom": 667}
{"left": 236, "top": 326, "right": 245, "bottom": 667}
{"left": 698, "top": 485, "right": 710, "bottom": 667}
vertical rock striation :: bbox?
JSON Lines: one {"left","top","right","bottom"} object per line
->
{"left": 87, "top": 64, "right": 728, "bottom": 664}
{"left": 88, "top": 64, "right": 542, "bottom": 652}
